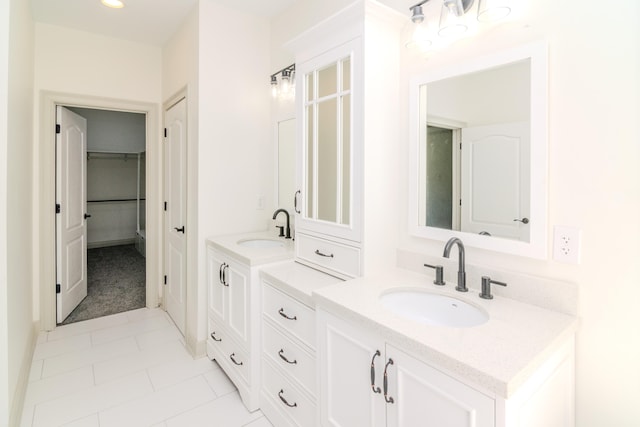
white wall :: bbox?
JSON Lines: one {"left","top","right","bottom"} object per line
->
{"left": 33, "top": 23, "right": 163, "bottom": 326}
{"left": 0, "top": 0, "right": 10, "bottom": 420}
{"left": 1, "top": 0, "right": 35, "bottom": 423}
{"left": 69, "top": 107, "right": 146, "bottom": 153}
{"left": 397, "top": 1, "right": 640, "bottom": 425}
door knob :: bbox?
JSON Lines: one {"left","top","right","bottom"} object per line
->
{"left": 513, "top": 218, "right": 529, "bottom": 224}
{"left": 84, "top": 213, "right": 92, "bottom": 219}
{"left": 174, "top": 226, "right": 185, "bottom": 233}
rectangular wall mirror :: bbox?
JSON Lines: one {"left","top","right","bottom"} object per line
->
{"left": 409, "top": 42, "right": 548, "bottom": 258}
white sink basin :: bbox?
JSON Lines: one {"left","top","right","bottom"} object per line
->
{"left": 380, "top": 289, "right": 488, "bottom": 328}
{"left": 236, "top": 238, "right": 285, "bottom": 249}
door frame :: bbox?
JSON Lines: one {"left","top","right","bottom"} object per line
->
{"left": 38, "top": 91, "right": 161, "bottom": 331}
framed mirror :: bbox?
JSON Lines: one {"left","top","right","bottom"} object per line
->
{"left": 409, "top": 42, "right": 548, "bottom": 258}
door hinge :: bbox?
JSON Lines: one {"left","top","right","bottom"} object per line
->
{"left": 459, "top": 199, "right": 462, "bottom": 206}
{"left": 56, "top": 124, "right": 61, "bottom": 134}
{"left": 460, "top": 142, "right": 462, "bottom": 150}
{"left": 56, "top": 284, "right": 61, "bottom": 294}
{"left": 56, "top": 203, "right": 61, "bottom": 214}
{"left": 164, "top": 275, "right": 167, "bottom": 285}
{"left": 164, "top": 201, "right": 167, "bottom": 211}
{"left": 164, "top": 128, "right": 167, "bottom": 138}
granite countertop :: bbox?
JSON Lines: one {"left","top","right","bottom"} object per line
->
{"left": 312, "top": 268, "right": 578, "bottom": 399}
{"left": 260, "top": 261, "right": 343, "bottom": 308}
{"left": 206, "top": 231, "right": 294, "bottom": 266}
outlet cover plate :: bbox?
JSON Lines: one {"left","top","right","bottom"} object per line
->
{"left": 553, "top": 225, "right": 582, "bottom": 264}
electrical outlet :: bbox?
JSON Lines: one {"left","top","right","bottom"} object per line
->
{"left": 256, "top": 195, "right": 265, "bottom": 210}
{"left": 553, "top": 226, "right": 582, "bottom": 264}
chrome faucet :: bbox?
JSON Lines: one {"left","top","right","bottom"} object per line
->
{"left": 443, "top": 237, "right": 467, "bottom": 292}
{"left": 272, "top": 209, "right": 291, "bottom": 239}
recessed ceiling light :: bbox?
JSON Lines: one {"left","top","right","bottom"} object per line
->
{"left": 101, "top": 0, "right": 124, "bottom": 9}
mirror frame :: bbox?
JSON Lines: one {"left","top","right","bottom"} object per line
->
{"left": 408, "top": 42, "right": 548, "bottom": 259}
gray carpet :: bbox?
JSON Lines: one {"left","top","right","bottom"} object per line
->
{"left": 61, "top": 244, "right": 146, "bottom": 325}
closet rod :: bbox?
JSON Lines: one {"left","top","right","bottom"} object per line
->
{"left": 88, "top": 198, "right": 146, "bottom": 203}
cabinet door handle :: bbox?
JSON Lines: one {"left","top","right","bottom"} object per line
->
{"left": 278, "top": 349, "right": 298, "bottom": 365}
{"left": 370, "top": 350, "right": 382, "bottom": 394}
{"left": 278, "top": 389, "right": 297, "bottom": 408}
{"left": 218, "top": 263, "right": 225, "bottom": 285}
{"left": 229, "top": 353, "right": 243, "bottom": 366}
{"left": 174, "top": 226, "right": 185, "bottom": 233}
{"left": 383, "top": 358, "right": 394, "bottom": 404}
{"left": 210, "top": 332, "right": 221, "bottom": 342}
{"left": 314, "top": 249, "right": 334, "bottom": 258}
{"left": 294, "top": 190, "right": 301, "bottom": 214}
{"left": 278, "top": 308, "right": 297, "bottom": 321}
{"left": 222, "top": 264, "right": 229, "bottom": 287}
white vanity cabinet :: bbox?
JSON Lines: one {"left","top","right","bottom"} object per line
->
{"left": 317, "top": 307, "right": 576, "bottom": 427}
{"left": 205, "top": 239, "right": 275, "bottom": 412}
{"left": 317, "top": 309, "right": 494, "bottom": 427}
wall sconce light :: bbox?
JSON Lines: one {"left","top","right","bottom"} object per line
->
{"left": 406, "top": 0, "right": 511, "bottom": 50}
{"left": 270, "top": 64, "right": 296, "bottom": 99}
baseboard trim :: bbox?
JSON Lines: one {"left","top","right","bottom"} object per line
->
{"left": 88, "top": 238, "right": 136, "bottom": 249}
{"left": 9, "top": 320, "right": 39, "bottom": 426}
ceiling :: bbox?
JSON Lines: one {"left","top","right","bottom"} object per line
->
{"left": 30, "top": 0, "right": 301, "bottom": 46}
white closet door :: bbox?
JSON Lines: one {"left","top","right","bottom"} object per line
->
{"left": 164, "top": 98, "right": 188, "bottom": 335}
{"left": 56, "top": 106, "right": 88, "bottom": 323}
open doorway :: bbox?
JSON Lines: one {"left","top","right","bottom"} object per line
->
{"left": 55, "top": 106, "right": 148, "bottom": 325}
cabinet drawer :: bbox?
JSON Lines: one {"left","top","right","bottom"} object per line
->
{"left": 262, "top": 358, "right": 316, "bottom": 427}
{"left": 262, "top": 319, "right": 316, "bottom": 396}
{"left": 295, "top": 233, "right": 361, "bottom": 278}
{"left": 207, "top": 323, "right": 250, "bottom": 385}
{"left": 263, "top": 283, "right": 315, "bottom": 350}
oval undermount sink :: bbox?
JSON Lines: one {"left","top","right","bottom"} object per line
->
{"left": 380, "top": 289, "right": 488, "bottom": 328}
{"left": 236, "top": 238, "right": 285, "bottom": 249}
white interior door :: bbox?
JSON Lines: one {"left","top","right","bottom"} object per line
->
{"left": 56, "top": 106, "right": 88, "bottom": 323}
{"left": 164, "top": 98, "right": 187, "bottom": 335}
{"left": 461, "top": 122, "right": 530, "bottom": 240}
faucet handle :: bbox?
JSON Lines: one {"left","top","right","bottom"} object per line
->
{"left": 424, "top": 264, "right": 445, "bottom": 286}
{"left": 479, "top": 276, "right": 507, "bottom": 300}
{"left": 276, "top": 226, "right": 285, "bottom": 237}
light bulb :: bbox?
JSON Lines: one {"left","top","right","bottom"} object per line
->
{"left": 101, "top": 0, "right": 124, "bottom": 9}
{"left": 270, "top": 75, "right": 278, "bottom": 98}
{"left": 477, "top": 0, "right": 511, "bottom": 22}
{"left": 281, "top": 70, "right": 291, "bottom": 94}
{"left": 439, "top": 0, "right": 468, "bottom": 37}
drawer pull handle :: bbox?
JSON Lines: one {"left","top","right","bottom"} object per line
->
{"left": 229, "top": 353, "right": 243, "bottom": 366}
{"left": 314, "top": 249, "right": 334, "bottom": 258}
{"left": 383, "top": 358, "right": 394, "bottom": 404}
{"left": 370, "top": 350, "right": 381, "bottom": 394}
{"left": 278, "top": 389, "right": 297, "bottom": 408}
{"left": 278, "top": 308, "right": 297, "bottom": 321}
{"left": 210, "top": 332, "right": 222, "bottom": 342}
{"left": 278, "top": 349, "right": 298, "bottom": 365}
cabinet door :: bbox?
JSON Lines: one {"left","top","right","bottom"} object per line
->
{"left": 226, "top": 260, "right": 250, "bottom": 345}
{"left": 386, "top": 345, "right": 495, "bottom": 427}
{"left": 206, "top": 246, "right": 226, "bottom": 322}
{"left": 296, "top": 38, "right": 363, "bottom": 243}
{"left": 317, "top": 309, "right": 386, "bottom": 427}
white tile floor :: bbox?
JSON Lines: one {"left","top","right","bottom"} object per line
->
{"left": 21, "top": 308, "right": 273, "bottom": 427}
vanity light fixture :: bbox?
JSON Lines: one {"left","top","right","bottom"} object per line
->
{"left": 270, "top": 63, "right": 296, "bottom": 99}
{"left": 406, "top": 0, "right": 511, "bottom": 50}
{"left": 101, "top": 0, "right": 124, "bottom": 9}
